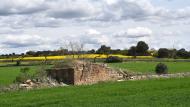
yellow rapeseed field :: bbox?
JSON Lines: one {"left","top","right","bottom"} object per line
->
{"left": 0, "top": 54, "right": 154, "bottom": 61}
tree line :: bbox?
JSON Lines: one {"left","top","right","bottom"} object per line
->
{"left": 1, "top": 41, "right": 190, "bottom": 59}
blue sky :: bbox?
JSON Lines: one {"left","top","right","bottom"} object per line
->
{"left": 0, "top": 0, "right": 190, "bottom": 54}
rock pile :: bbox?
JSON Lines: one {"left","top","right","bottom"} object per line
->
{"left": 129, "top": 72, "right": 190, "bottom": 80}
{"left": 19, "top": 78, "right": 68, "bottom": 90}
{"left": 0, "top": 78, "right": 68, "bottom": 92}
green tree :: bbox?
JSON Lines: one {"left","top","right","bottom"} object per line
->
{"left": 157, "top": 48, "right": 169, "bottom": 58}
{"left": 127, "top": 46, "right": 137, "bottom": 58}
{"left": 177, "top": 48, "right": 189, "bottom": 59}
{"left": 136, "top": 41, "right": 149, "bottom": 56}
{"left": 96, "top": 45, "right": 111, "bottom": 55}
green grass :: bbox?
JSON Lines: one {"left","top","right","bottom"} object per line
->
{"left": 109, "top": 62, "right": 190, "bottom": 74}
{"left": 0, "top": 77, "right": 190, "bottom": 107}
{"left": 0, "top": 66, "right": 44, "bottom": 85}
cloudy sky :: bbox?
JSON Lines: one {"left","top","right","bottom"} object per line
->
{"left": 0, "top": 0, "right": 190, "bottom": 54}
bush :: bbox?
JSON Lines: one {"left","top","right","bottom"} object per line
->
{"left": 105, "top": 56, "right": 123, "bottom": 63}
{"left": 16, "top": 60, "right": 21, "bottom": 66}
{"left": 15, "top": 67, "right": 31, "bottom": 83}
{"left": 53, "top": 59, "right": 74, "bottom": 68}
{"left": 176, "top": 48, "right": 190, "bottom": 59}
{"left": 155, "top": 63, "right": 168, "bottom": 74}
{"left": 157, "top": 48, "right": 169, "bottom": 58}
{"left": 32, "top": 65, "right": 48, "bottom": 82}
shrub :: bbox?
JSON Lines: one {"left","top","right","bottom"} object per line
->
{"left": 53, "top": 59, "right": 74, "bottom": 68}
{"left": 157, "top": 48, "right": 169, "bottom": 58}
{"left": 15, "top": 67, "right": 31, "bottom": 83}
{"left": 176, "top": 48, "right": 190, "bottom": 59}
{"left": 16, "top": 60, "right": 21, "bottom": 66}
{"left": 105, "top": 56, "right": 123, "bottom": 63}
{"left": 32, "top": 65, "right": 48, "bottom": 82}
{"left": 155, "top": 63, "right": 168, "bottom": 74}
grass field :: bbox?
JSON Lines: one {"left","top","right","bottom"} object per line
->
{"left": 0, "top": 65, "right": 45, "bottom": 86}
{"left": 0, "top": 77, "right": 190, "bottom": 107}
{"left": 1, "top": 61, "right": 190, "bottom": 85}
{"left": 109, "top": 62, "right": 190, "bottom": 74}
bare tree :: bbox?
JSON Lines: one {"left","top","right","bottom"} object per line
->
{"left": 69, "top": 41, "right": 76, "bottom": 59}
{"left": 10, "top": 53, "right": 16, "bottom": 62}
{"left": 16, "top": 54, "right": 25, "bottom": 66}
{"left": 75, "top": 42, "right": 84, "bottom": 59}
{"left": 64, "top": 41, "right": 85, "bottom": 60}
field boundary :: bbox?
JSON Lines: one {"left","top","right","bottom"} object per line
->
{"left": 129, "top": 72, "right": 190, "bottom": 80}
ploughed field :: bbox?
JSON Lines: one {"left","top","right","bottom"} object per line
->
{"left": 0, "top": 77, "right": 190, "bottom": 107}
{"left": 109, "top": 61, "right": 190, "bottom": 74}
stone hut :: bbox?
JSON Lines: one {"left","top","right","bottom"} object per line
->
{"left": 47, "top": 61, "right": 123, "bottom": 85}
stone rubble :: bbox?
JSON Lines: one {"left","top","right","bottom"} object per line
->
{"left": 19, "top": 79, "right": 68, "bottom": 90}
{"left": 47, "top": 61, "right": 127, "bottom": 85}
{"left": 0, "top": 78, "right": 68, "bottom": 92}
{"left": 129, "top": 72, "right": 190, "bottom": 81}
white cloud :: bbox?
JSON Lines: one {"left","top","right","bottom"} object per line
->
{"left": 87, "top": 29, "right": 101, "bottom": 35}
{"left": 47, "top": 0, "right": 99, "bottom": 19}
{"left": 1, "top": 34, "right": 48, "bottom": 48}
{"left": 115, "top": 27, "right": 152, "bottom": 38}
{"left": 0, "top": 0, "right": 189, "bottom": 22}
{"left": 0, "top": 0, "right": 190, "bottom": 53}
{"left": 0, "top": 0, "right": 190, "bottom": 28}
{"left": 0, "top": 0, "right": 47, "bottom": 15}
{"left": 89, "top": 0, "right": 190, "bottom": 22}
{"left": 81, "top": 29, "right": 109, "bottom": 46}
{"left": 127, "top": 27, "right": 152, "bottom": 37}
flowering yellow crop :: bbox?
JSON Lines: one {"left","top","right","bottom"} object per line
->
{"left": 0, "top": 54, "right": 154, "bottom": 61}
